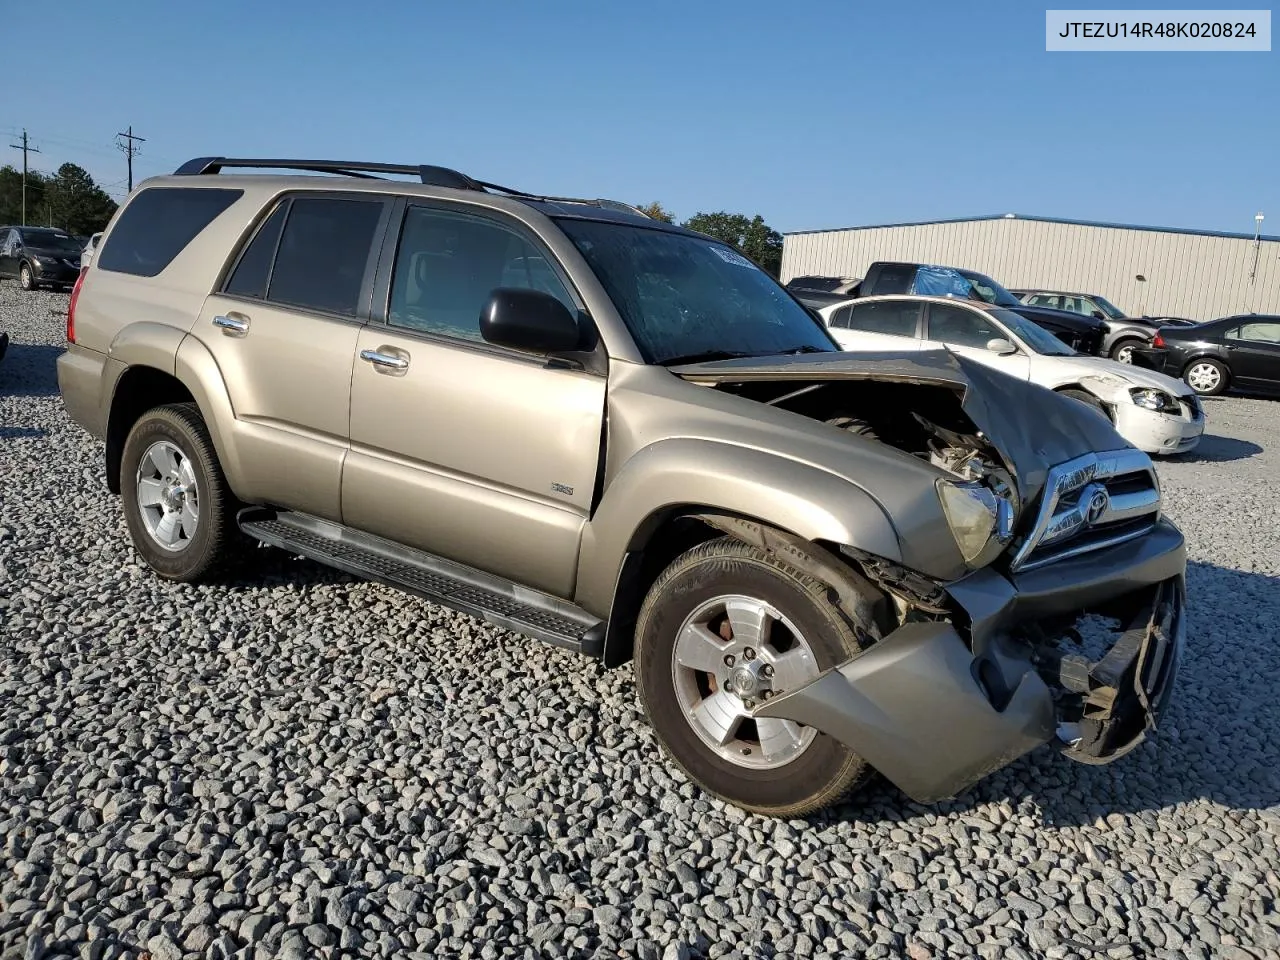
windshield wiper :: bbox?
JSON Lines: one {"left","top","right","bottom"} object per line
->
{"left": 659, "top": 350, "right": 753, "bottom": 366}
{"left": 781, "top": 344, "right": 830, "bottom": 354}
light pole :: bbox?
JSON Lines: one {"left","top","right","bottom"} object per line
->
{"left": 1249, "top": 212, "right": 1265, "bottom": 282}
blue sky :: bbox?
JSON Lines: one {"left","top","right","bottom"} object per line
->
{"left": 5, "top": 0, "right": 1277, "bottom": 235}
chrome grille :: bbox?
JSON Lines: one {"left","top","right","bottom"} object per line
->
{"left": 1011, "top": 449, "right": 1161, "bottom": 572}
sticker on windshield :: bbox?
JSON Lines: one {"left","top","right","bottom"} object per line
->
{"left": 711, "top": 246, "right": 754, "bottom": 268}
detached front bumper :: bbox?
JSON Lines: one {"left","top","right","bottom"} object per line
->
{"left": 1113, "top": 399, "right": 1204, "bottom": 456}
{"left": 753, "top": 518, "right": 1187, "bottom": 803}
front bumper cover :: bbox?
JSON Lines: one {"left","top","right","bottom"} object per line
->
{"left": 753, "top": 519, "right": 1187, "bottom": 803}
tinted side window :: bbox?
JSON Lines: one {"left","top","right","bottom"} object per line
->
{"left": 388, "top": 206, "right": 575, "bottom": 342}
{"left": 871, "top": 265, "right": 917, "bottom": 294}
{"left": 828, "top": 305, "right": 853, "bottom": 329}
{"left": 97, "top": 187, "right": 242, "bottom": 277}
{"left": 1236, "top": 322, "right": 1280, "bottom": 343}
{"left": 847, "top": 301, "right": 919, "bottom": 337}
{"left": 267, "top": 197, "right": 383, "bottom": 317}
{"left": 928, "top": 303, "right": 1001, "bottom": 348}
{"left": 224, "top": 202, "right": 288, "bottom": 299}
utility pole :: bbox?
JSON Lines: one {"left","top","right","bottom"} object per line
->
{"left": 115, "top": 126, "right": 146, "bottom": 192}
{"left": 7, "top": 129, "right": 41, "bottom": 226}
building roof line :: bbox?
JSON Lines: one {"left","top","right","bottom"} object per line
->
{"left": 783, "top": 212, "right": 1280, "bottom": 243}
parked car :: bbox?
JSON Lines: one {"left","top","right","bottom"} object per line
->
{"left": 0, "top": 225, "right": 84, "bottom": 290}
{"left": 819, "top": 294, "right": 1205, "bottom": 456}
{"left": 1134, "top": 314, "right": 1280, "bottom": 396}
{"left": 58, "top": 155, "right": 1187, "bottom": 815}
{"left": 1012, "top": 288, "right": 1164, "bottom": 364}
{"left": 0, "top": 330, "right": 8, "bottom": 365}
{"left": 78, "top": 232, "right": 104, "bottom": 271}
{"left": 785, "top": 275, "right": 862, "bottom": 309}
{"left": 853, "top": 262, "right": 1109, "bottom": 356}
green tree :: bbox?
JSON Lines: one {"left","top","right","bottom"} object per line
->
{"left": 636, "top": 201, "right": 675, "bottom": 223}
{"left": 0, "top": 164, "right": 50, "bottom": 227}
{"left": 47, "top": 163, "right": 117, "bottom": 234}
{"left": 681, "top": 211, "right": 784, "bottom": 276}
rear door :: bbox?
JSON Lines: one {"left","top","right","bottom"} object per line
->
{"left": 1225, "top": 320, "right": 1280, "bottom": 388}
{"left": 828, "top": 298, "right": 924, "bottom": 352}
{"left": 0, "top": 229, "right": 14, "bottom": 278}
{"left": 195, "top": 192, "right": 392, "bottom": 520}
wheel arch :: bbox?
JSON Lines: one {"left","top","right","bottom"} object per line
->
{"left": 105, "top": 366, "right": 196, "bottom": 494}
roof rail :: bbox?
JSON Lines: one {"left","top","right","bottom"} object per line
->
{"left": 173, "top": 157, "right": 486, "bottom": 190}
{"left": 172, "top": 157, "right": 651, "bottom": 217}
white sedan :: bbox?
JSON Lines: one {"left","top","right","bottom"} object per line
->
{"left": 819, "top": 294, "right": 1205, "bottom": 456}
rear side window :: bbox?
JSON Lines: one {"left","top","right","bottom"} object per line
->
{"left": 224, "top": 202, "right": 288, "bottom": 299}
{"left": 848, "top": 300, "right": 920, "bottom": 337}
{"left": 96, "top": 187, "right": 242, "bottom": 277}
{"left": 263, "top": 197, "right": 384, "bottom": 317}
{"left": 828, "top": 305, "right": 853, "bottom": 328}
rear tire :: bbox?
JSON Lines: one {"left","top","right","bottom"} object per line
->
{"left": 1059, "top": 388, "right": 1111, "bottom": 421}
{"left": 634, "top": 536, "right": 880, "bottom": 816}
{"left": 120, "top": 403, "right": 244, "bottom": 582}
{"left": 1183, "top": 358, "right": 1228, "bottom": 396}
{"left": 1109, "top": 338, "right": 1142, "bottom": 364}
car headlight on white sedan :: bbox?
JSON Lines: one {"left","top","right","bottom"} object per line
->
{"left": 1131, "top": 387, "right": 1179, "bottom": 413}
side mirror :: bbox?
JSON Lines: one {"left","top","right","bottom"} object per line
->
{"left": 1091, "top": 310, "right": 1106, "bottom": 320}
{"left": 986, "top": 337, "right": 1018, "bottom": 355}
{"left": 479, "top": 288, "right": 584, "bottom": 355}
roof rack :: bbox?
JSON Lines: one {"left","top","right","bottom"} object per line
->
{"left": 172, "top": 157, "right": 651, "bottom": 218}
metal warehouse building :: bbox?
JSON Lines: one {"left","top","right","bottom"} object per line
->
{"left": 781, "top": 214, "right": 1280, "bottom": 322}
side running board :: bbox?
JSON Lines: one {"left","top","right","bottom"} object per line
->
{"left": 237, "top": 508, "right": 605, "bottom": 657}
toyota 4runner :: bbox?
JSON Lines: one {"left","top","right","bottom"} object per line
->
{"left": 57, "top": 157, "right": 1187, "bottom": 815}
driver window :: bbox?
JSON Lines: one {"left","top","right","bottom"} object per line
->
{"left": 388, "top": 207, "right": 575, "bottom": 342}
{"left": 928, "top": 303, "right": 1001, "bottom": 348}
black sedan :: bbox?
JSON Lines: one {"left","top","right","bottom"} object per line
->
{"left": 1134, "top": 314, "right": 1280, "bottom": 396}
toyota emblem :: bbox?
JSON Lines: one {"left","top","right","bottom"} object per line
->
{"left": 1084, "top": 486, "right": 1110, "bottom": 525}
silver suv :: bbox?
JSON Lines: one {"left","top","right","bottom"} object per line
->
{"left": 57, "top": 157, "right": 1187, "bottom": 816}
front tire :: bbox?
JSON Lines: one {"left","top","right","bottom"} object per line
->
{"left": 1183, "top": 358, "right": 1228, "bottom": 396}
{"left": 1059, "top": 388, "right": 1111, "bottom": 421}
{"left": 120, "top": 403, "right": 242, "bottom": 582}
{"left": 18, "top": 263, "right": 35, "bottom": 291}
{"left": 635, "top": 537, "right": 880, "bottom": 816}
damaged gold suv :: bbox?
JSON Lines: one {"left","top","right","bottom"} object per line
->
{"left": 57, "top": 158, "right": 1187, "bottom": 815}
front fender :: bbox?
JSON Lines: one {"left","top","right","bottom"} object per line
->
{"left": 574, "top": 438, "right": 906, "bottom": 616}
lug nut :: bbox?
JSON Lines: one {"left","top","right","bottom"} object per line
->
{"left": 723, "top": 654, "right": 735, "bottom": 667}
{"left": 761, "top": 664, "right": 774, "bottom": 678}
{"left": 761, "top": 690, "right": 773, "bottom": 700}
{"left": 743, "top": 648, "right": 756, "bottom": 660}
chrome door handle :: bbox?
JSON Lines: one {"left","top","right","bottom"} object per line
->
{"left": 360, "top": 348, "right": 409, "bottom": 370}
{"left": 212, "top": 315, "right": 249, "bottom": 336}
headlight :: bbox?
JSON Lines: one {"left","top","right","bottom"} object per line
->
{"left": 1131, "top": 388, "right": 1178, "bottom": 412}
{"left": 29, "top": 256, "right": 44, "bottom": 266}
{"left": 936, "top": 480, "right": 1015, "bottom": 566}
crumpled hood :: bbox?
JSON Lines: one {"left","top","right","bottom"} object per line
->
{"left": 671, "top": 349, "right": 1131, "bottom": 506}
{"left": 1045, "top": 354, "right": 1193, "bottom": 398}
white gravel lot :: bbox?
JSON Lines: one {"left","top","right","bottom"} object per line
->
{"left": 2, "top": 284, "right": 1279, "bottom": 960}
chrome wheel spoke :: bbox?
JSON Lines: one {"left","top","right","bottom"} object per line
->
{"left": 153, "top": 511, "right": 181, "bottom": 547}
{"left": 674, "top": 622, "right": 728, "bottom": 674}
{"left": 177, "top": 457, "right": 197, "bottom": 489}
{"left": 136, "top": 478, "right": 165, "bottom": 508}
{"left": 757, "top": 718, "right": 807, "bottom": 761}
{"left": 723, "top": 598, "right": 771, "bottom": 649}
{"left": 763, "top": 647, "right": 818, "bottom": 692}
{"left": 180, "top": 500, "right": 199, "bottom": 539}
{"left": 691, "top": 691, "right": 745, "bottom": 747}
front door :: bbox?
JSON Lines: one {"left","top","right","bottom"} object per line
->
{"left": 923, "top": 301, "right": 1032, "bottom": 380}
{"left": 343, "top": 203, "right": 605, "bottom": 599}
{"left": 196, "top": 192, "right": 390, "bottom": 518}
{"left": 0, "top": 229, "right": 17, "bottom": 278}
{"left": 1226, "top": 320, "right": 1280, "bottom": 388}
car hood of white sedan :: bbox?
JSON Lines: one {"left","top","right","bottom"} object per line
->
{"left": 1037, "top": 353, "right": 1192, "bottom": 399}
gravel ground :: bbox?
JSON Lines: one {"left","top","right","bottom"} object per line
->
{"left": 2, "top": 283, "right": 1278, "bottom": 960}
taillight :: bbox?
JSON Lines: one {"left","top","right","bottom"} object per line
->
{"left": 1152, "top": 333, "right": 1166, "bottom": 348}
{"left": 67, "top": 268, "right": 86, "bottom": 344}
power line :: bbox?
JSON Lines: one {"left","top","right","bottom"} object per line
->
{"left": 7, "top": 128, "right": 41, "bottom": 226}
{"left": 115, "top": 126, "right": 146, "bottom": 193}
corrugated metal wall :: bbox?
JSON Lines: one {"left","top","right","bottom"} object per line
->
{"left": 781, "top": 218, "right": 1280, "bottom": 321}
